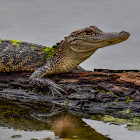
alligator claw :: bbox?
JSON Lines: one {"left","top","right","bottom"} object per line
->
{"left": 48, "top": 83, "right": 68, "bottom": 97}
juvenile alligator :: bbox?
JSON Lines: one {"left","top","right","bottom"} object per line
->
{"left": 0, "top": 26, "right": 130, "bottom": 95}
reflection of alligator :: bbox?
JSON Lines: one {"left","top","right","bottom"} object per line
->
{"left": 0, "top": 26, "right": 130, "bottom": 95}
{"left": 0, "top": 100, "right": 110, "bottom": 140}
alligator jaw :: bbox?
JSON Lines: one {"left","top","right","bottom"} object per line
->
{"left": 99, "top": 31, "right": 130, "bottom": 43}
{"left": 89, "top": 31, "right": 130, "bottom": 49}
{"left": 69, "top": 29, "right": 130, "bottom": 51}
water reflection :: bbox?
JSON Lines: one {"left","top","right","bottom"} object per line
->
{"left": 51, "top": 113, "right": 110, "bottom": 140}
{"left": 0, "top": 101, "right": 51, "bottom": 131}
{"left": 0, "top": 100, "right": 110, "bottom": 140}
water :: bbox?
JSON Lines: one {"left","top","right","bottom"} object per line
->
{"left": 0, "top": 100, "right": 139, "bottom": 140}
{"left": 83, "top": 119, "right": 140, "bottom": 140}
{"left": 0, "top": 100, "right": 109, "bottom": 140}
{"left": 0, "top": 0, "right": 139, "bottom": 70}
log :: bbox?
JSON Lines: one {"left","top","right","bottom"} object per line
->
{"left": 0, "top": 69, "right": 140, "bottom": 113}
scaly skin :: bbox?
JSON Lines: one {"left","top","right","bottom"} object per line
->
{"left": 0, "top": 26, "right": 130, "bottom": 95}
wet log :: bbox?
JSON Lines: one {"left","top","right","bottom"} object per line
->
{"left": 0, "top": 69, "right": 140, "bottom": 113}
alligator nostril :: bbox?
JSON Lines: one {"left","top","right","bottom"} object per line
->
{"left": 119, "top": 31, "right": 130, "bottom": 37}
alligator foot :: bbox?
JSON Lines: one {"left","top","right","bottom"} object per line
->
{"left": 29, "top": 77, "right": 68, "bottom": 97}
{"left": 48, "top": 83, "right": 68, "bottom": 97}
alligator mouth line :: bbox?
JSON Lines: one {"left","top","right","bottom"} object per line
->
{"left": 84, "top": 35, "right": 130, "bottom": 44}
{"left": 107, "top": 37, "right": 130, "bottom": 44}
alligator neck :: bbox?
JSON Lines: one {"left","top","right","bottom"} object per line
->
{"left": 53, "top": 42, "right": 97, "bottom": 73}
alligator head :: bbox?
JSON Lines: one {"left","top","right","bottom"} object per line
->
{"left": 55, "top": 26, "right": 130, "bottom": 73}
{"left": 67, "top": 25, "right": 130, "bottom": 52}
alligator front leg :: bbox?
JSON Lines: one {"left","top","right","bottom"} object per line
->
{"left": 29, "top": 65, "right": 67, "bottom": 96}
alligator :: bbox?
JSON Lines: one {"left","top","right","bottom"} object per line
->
{"left": 0, "top": 26, "right": 130, "bottom": 95}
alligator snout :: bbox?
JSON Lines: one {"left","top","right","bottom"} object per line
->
{"left": 119, "top": 31, "right": 130, "bottom": 38}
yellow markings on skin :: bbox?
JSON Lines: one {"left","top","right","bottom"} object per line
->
{"left": 33, "top": 61, "right": 45, "bottom": 68}
{"left": 0, "top": 63, "right": 6, "bottom": 71}
{"left": 2, "top": 46, "right": 10, "bottom": 52}
{"left": 57, "top": 56, "right": 78, "bottom": 73}
{"left": 6, "top": 57, "right": 14, "bottom": 65}
{"left": 19, "top": 46, "right": 29, "bottom": 53}
{"left": 11, "top": 56, "right": 32, "bottom": 71}
{"left": 16, "top": 54, "right": 21, "bottom": 58}
{"left": 0, "top": 55, "right": 5, "bottom": 71}
{"left": 61, "top": 58, "right": 71, "bottom": 72}
{"left": 0, "top": 39, "right": 47, "bottom": 72}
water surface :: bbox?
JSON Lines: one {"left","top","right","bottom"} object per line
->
{"left": 0, "top": 100, "right": 140, "bottom": 140}
{"left": 0, "top": 100, "right": 110, "bottom": 140}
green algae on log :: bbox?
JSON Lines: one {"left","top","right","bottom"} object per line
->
{"left": 102, "top": 115, "right": 140, "bottom": 131}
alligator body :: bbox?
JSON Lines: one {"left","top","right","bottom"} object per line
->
{"left": 0, "top": 26, "right": 130, "bottom": 95}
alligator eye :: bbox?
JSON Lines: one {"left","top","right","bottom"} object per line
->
{"left": 84, "top": 28, "right": 98, "bottom": 35}
{"left": 85, "top": 28, "right": 93, "bottom": 34}
{"left": 77, "top": 32, "right": 87, "bottom": 36}
{"left": 77, "top": 32, "right": 83, "bottom": 35}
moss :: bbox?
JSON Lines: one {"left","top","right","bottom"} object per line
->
{"left": 107, "top": 90, "right": 114, "bottom": 94}
{"left": 125, "top": 96, "right": 133, "bottom": 103}
{"left": 114, "top": 98, "right": 119, "bottom": 102}
{"left": 102, "top": 115, "right": 140, "bottom": 131}
{"left": 99, "top": 90, "right": 106, "bottom": 93}
{"left": 103, "top": 115, "right": 128, "bottom": 123}
{"left": 31, "top": 46, "right": 36, "bottom": 50}
{"left": 64, "top": 99, "right": 69, "bottom": 106}
{"left": 10, "top": 40, "right": 22, "bottom": 48}
{"left": 91, "top": 115, "right": 104, "bottom": 121}
{"left": 40, "top": 46, "right": 57, "bottom": 58}
{"left": 118, "top": 109, "right": 133, "bottom": 115}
